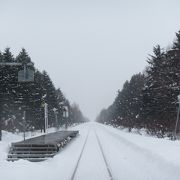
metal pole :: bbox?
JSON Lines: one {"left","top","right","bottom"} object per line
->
{"left": 65, "top": 110, "right": 67, "bottom": 130}
{"left": 23, "top": 111, "right": 26, "bottom": 141}
{"left": 174, "top": 104, "right": 180, "bottom": 140}
{"left": 44, "top": 103, "right": 48, "bottom": 133}
{"left": 65, "top": 108, "right": 68, "bottom": 130}
{"left": 23, "top": 64, "right": 27, "bottom": 141}
{"left": 44, "top": 103, "right": 46, "bottom": 133}
{"left": 55, "top": 113, "right": 58, "bottom": 129}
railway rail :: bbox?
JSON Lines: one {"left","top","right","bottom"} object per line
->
{"left": 70, "top": 129, "right": 113, "bottom": 180}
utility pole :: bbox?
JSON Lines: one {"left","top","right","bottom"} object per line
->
{"left": 42, "top": 94, "right": 49, "bottom": 133}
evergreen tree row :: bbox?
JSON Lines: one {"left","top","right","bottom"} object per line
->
{"left": 0, "top": 48, "right": 87, "bottom": 139}
{"left": 97, "top": 30, "right": 180, "bottom": 137}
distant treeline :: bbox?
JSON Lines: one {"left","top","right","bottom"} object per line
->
{"left": 0, "top": 48, "right": 87, "bottom": 134}
{"left": 97, "top": 30, "right": 180, "bottom": 137}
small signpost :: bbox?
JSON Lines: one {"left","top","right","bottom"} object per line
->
{"left": 63, "top": 106, "right": 69, "bottom": 118}
{"left": 18, "top": 62, "right": 34, "bottom": 140}
{"left": 18, "top": 69, "right": 34, "bottom": 82}
{"left": 18, "top": 62, "right": 34, "bottom": 82}
{"left": 0, "top": 61, "right": 34, "bottom": 141}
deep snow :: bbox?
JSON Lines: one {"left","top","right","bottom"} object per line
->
{"left": 0, "top": 122, "right": 180, "bottom": 180}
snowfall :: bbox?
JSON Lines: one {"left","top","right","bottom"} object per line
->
{"left": 0, "top": 122, "right": 180, "bottom": 180}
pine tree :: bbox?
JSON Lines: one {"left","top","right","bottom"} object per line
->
{"left": 71, "top": 103, "right": 86, "bottom": 124}
{"left": 16, "top": 48, "right": 31, "bottom": 64}
{"left": 173, "top": 30, "right": 180, "bottom": 49}
{"left": 96, "top": 107, "right": 113, "bottom": 125}
{"left": 11, "top": 49, "right": 35, "bottom": 131}
{"left": 41, "top": 71, "right": 58, "bottom": 127}
{"left": 97, "top": 30, "right": 180, "bottom": 137}
{"left": 127, "top": 73, "right": 145, "bottom": 129}
{"left": 0, "top": 47, "right": 87, "bottom": 139}
{"left": 142, "top": 45, "right": 167, "bottom": 134}
{"left": 0, "top": 52, "right": 2, "bottom": 139}
{"left": 31, "top": 70, "right": 46, "bottom": 131}
{"left": 0, "top": 48, "right": 16, "bottom": 132}
{"left": 110, "top": 74, "right": 145, "bottom": 130}
{"left": 162, "top": 31, "right": 180, "bottom": 133}
{"left": 55, "top": 88, "right": 65, "bottom": 126}
{"left": 3, "top": 48, "right": 14, "bottom": 62}
{"left": 0, "top": 52, "right": 3, "bottom": 62}
{"left": 114, "top": 81, "right": 131, "bottom": 128}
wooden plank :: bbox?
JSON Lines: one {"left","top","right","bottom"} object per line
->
{"left": 7, "top": 130, "right": 79, "bottom": 162}
{"left": 8, "top": 154, "right": 55, "bottom": 158}
{"left": 12, "top": 131, "right": 79, "bottom": 146}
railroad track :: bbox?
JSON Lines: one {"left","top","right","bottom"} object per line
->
{"left": 70, "top": 131, "right": 90, "bottom": 180}
{"left": 70, "top": 129, "right": 113, "bottom": 180}
{"left": 94, "top": 130, "right": 113, "bottom": 180}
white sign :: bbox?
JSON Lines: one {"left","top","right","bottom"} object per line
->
{"left": 18, "top": 69, "right": 34, "bottom": 82}
{"left": 63, "top": 106, "right": 69, "bottom": 118}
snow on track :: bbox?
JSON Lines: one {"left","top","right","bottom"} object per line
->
{"left": 95, "top": 123, "right": 180, "bottom": 180}
{"left": 1, "top": 122, "right": 180, "bottom": 180}
{"left": 94, "top": 130, "right": 113, "bottom": 180}
{"left": 72, "top": 127, "right": 111, "bottom": 180}
{"left": 71, "top": 131, "right": 90, "bottom": 180}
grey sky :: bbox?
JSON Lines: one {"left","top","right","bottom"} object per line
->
{"left": 0, "top": 0, "right": 180, "bottom": 120}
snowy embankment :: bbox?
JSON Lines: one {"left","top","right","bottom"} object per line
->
{"left": 97, "top": 123, "right": 180, "bottom": 180}
{"left": 0, "top": 122, "right": 180, "bottom": 180}
{"left": 101, "top": 124, "right": 180, "bottom": 167}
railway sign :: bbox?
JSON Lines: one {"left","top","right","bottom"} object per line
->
{"left": 0, "top": 61, "right": 34, "bottom": 141}
{"left": 18, "top": 69, "right": 34, "bottom": 82}
{"left": 63, "top": 106, "right": 69, "bottom": 118}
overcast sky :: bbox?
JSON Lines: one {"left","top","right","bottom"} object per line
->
{"left": 0, "top": 0, "right": 180, "bottom": 120}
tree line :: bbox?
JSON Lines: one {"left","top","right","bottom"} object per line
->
{"left": 0, "top": 48, "right": 87, "bottom": 139}
{"left": 96, "top": 30, "right": 180, "bottom": 137}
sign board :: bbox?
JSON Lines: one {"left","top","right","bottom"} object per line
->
{"left": 63, "top": 106, "right": 69, "bottom": 118}
{"left": 176, "top": 102, "right": 180, "bottom": 108}
{"left": 18, "top": 69, "right": 34, "bottom": 82}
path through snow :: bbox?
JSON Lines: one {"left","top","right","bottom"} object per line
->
{"left": 0, "top": 122, "right": 180, "bottom": 180}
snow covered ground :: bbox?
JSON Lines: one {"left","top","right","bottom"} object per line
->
{"left": 0, "top": 122, "right": 180, "bottom": 180}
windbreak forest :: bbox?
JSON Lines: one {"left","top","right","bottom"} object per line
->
{"left": 97, "top": 31, "right": 180, "bottom": 137}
